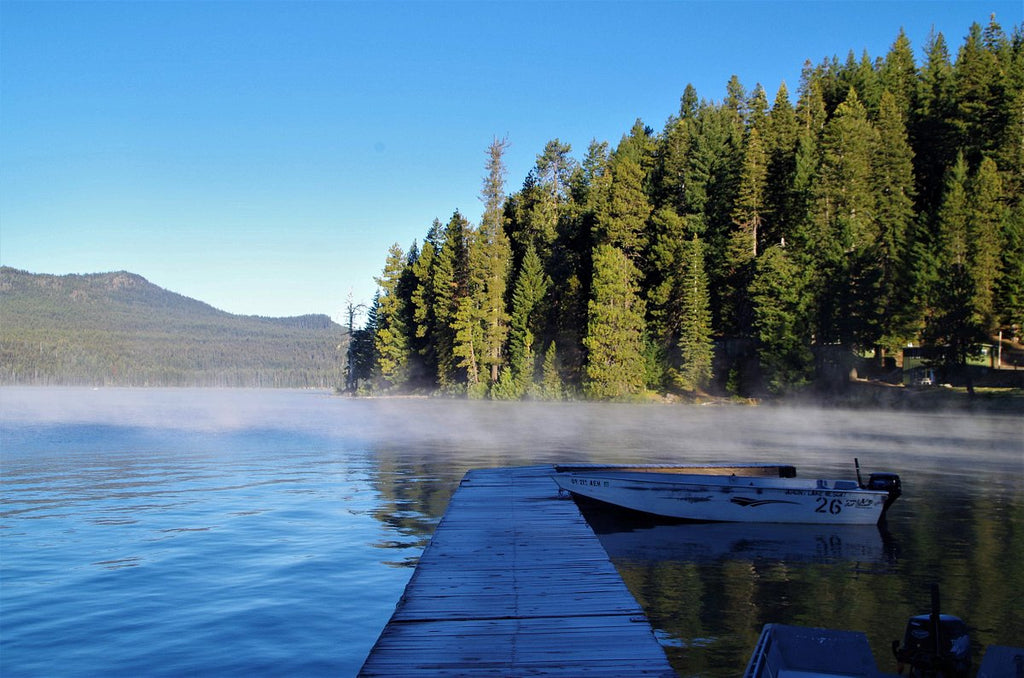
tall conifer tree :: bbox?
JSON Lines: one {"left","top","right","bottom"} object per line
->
{"left": 500, "top": 245, "right": 549, "bottom": 398}
{"left": 880, "top": 28, "right": 918, "bottom": 118}
{"left": 925, "top": 154, "right": 983, "bottom": 379}
{"left": 809, "top": 88, "right": 879, "bottom": 348}
{"left": 751, "top": 245, "right": 814, "bottom": 393}
{"left": 584, "top": 244, "right": 646, "bottom": 399}
{"left": 374, "top": 243, "right": 412, "bottom": 389}
{"left": 913, "top": 30, "right": 958, "bottom": 218}
{"left": 872, "top": 90, "right": 918, "bottom": 350}
{"left": 764, "top": 82, "right": 799, "bottom": 248}
{"left": 410, "top": 220, "right": 442, "bottom": 387}
{"left": 478, "top": 137, "right": 513, "bottom": 386}
{"left": 676, "top": 234, "right": 714, "bottom": 392}
{"left": 432, "top": 211, "right": 471, "bottom": 391}
{"left": 967, "top": 156, "right": 1005, "bottom": 332}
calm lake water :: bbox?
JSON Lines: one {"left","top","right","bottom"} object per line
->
{"left": 1, "top": 388, "right": 1021, "bottom": 676}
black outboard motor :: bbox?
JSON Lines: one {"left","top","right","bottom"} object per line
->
{"left": 854, "top": 458, "right": 902, "bottom": 522}
{"left": 868, "top": 471, "right": 902, "bottom": 517}
{"left": 893, "top": 585, "right": 971, "bottom": 677}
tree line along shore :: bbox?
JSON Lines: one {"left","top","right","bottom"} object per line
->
{"left": 350, "top": 19, "right": 1024, "bottom": 402}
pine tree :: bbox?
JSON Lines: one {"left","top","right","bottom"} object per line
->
{"left": 751, "top": 245, "right": 814, "bottom": 394}
{"left": 478, "top": 137, "right": 513, "bottom": 386}
{"left": 539, "top": 342, "right": 564, "bottom": 400}
{"left": 845, "top": 49, "right": 883, "bottom": 116}
{"left": 596, "top": 143, "right": 651, "bottom": 258}
{"left": 409, "top": 220, "right": 441, "bottom": 387}
{"left": 354, "top": 293, "right": 381, "bottom": 388}
{"left": 722, "top": 125, "right": 767, "bottom": 337}
{"left": 529, "top": 139, "right": 576, "bottom": 255}
{"left": 584, "top": 244, "right": 646, "bottom": 399}
{"left": 747, "top": 84, "right": 770, "bottom": 135}
{"left": 913, "top": 30, "right": 958, "bottom": 218}
{"left": 452, "top": 284, "right": 483, "bottom": 397}
{"left": 655, "top": 101, "right": 693, "bottom": 214}
{"left": 808, "top": 88, "right": 879, "bottom": 348}
{"left": 730, "top": 126, "right": 767, "bottom": 261}
{"left": 967, "top": 156, "right": 1005, "bottom": 332}
{"left": 925, "top": 154, "right": 985, "bottom": 380}
{"left": 645, "top": 206, "right": 687, "bottom": 357}
{"left": 688, "top": 101, "right": 745, "bottom": 330}
{"left": 872, "top": 90, "right": 918, "bottom": 351}
{"left": 676, "top": 234, "right": 714, "bottom": 393}
{"left": 954, "top": 20, "right": 1007, "bottom": 166}
{"left": 797, "top": 59, "right": 829, "bottom": 134}
{"left": 503, "top": 245, "right": 548, "bottom": 398}
{"left": 373, "top": 243, "right": 412, "bottom": 389}
{"left": 448, "top": 139, "right": 516, "bottom": 399}
{"left": 343, "top": 293, "right": 373, "bottom": 392}
{"left": 880, "top": 28, "right": 918, "bottom": 119}
{"left": 993, "top": 39, "right": 1023, "bottom": 200}
{"left": 763, "top": 82, "right": 799, "bottom": 248}
{"left": 999, "top": 199, "right": 1024, "bottom": 329}
{"left": 432, "top": 211, "right": 471, "bottom": 392}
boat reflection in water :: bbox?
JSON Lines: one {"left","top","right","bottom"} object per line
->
{"left": 575, "top": 498, "right": 899, "bottom": 676}
{"left": 577, "top": 496, "right": 896, "bottom": 567}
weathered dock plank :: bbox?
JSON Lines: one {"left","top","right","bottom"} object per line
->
{"left": 359, "top": 465, "right": 675, "bottom": 677}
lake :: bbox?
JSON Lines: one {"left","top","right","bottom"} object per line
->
{"left": 1, "top": 388, "right": 1021, "bottom": 676}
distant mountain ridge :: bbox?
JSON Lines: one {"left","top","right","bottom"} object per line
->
{"left": 0, "top": 267, "right": 346, "bottom": 387}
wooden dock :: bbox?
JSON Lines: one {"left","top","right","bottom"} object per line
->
{"left": 359, "top": 465, "right": 676, "bottom": 677}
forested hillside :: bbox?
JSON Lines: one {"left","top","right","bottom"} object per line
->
{"left": 357, "top": 19, "right": 1024, "bottom": 400}
{"left": 0, "top": 268, "right": 345, "bottom": 387}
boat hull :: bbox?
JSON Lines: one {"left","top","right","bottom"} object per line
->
{"left": 552, "top": 470, "right": 890, "bottom": 525}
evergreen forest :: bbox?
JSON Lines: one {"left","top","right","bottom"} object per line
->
{"left": 354, "top": 19, "right": 1024, "bottom": 400}
{"left": 1, "top": 267, "right": 345, "bottom": 387}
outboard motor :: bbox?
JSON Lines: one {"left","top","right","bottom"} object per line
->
{"left": 893, "top": 585, "right": 971, "bottom": 677}
{"left": 854, "top": 458, "right": 902, "bottom": 521}
{"left": 868, "top": 472, "right": 902, "bottom": 516}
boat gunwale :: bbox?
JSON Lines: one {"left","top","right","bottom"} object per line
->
{"left": 554, "top": 470, "right": 886, "bottom": 494}
{"left": 553, "top": 463, "right": 797, "bottom": 477}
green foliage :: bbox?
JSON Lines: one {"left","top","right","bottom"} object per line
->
{"left": 373, "top": 243, "right": 412, "bottom": 389}
{"left": 596, "top": 150, "right": 651, "bottom": 257}
{"left": 503, "top": 245, "right": 548, "bottom": 398}
{"left": 475, "top": 137, "right": 513, "bottom": 387}
{"left": 999, "top": 199, "right": 1024, "bottom": 329}
{"left": 0, "top": 268, "right": 344, "bottom": 387}
{"left": 872, "top": 90, "right": 918, "bottom": 350}
{"left": 923, "top": 154, "right": 988, "bottom": 373}
{"left": 967, "top": 156, "right": 1005, "bottom": 331}
{"left": 361, "top": 19, "right": 1023, "bottom": 400}
{"left": 676, "top": 235, "right": 714, "bottom": 393}
{"left": 432, "top": 211, "right": 471, "bottom": 391}
{"left": 538, "top": 342, "right": 565, "bottom": 400}
{"left": 583, "top": 244, "right": 647, "bottom": 399}
{"left": 750, "top": 247, "right": 814, "bottom": 394}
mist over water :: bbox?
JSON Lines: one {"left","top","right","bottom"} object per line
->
{"left": 1, "top": 388, "right": 1021, "bottom": 676}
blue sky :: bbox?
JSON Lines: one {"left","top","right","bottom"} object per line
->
{"left": 2, "top": 1, "right": 1020, "bottom": 323}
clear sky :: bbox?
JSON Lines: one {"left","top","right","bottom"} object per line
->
{"left": 2, "top": 1, "right": 1020, "bottom": 323}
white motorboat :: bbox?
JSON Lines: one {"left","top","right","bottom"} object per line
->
{"left": 551, "top": 461, "right": 901, "bottom": 525}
